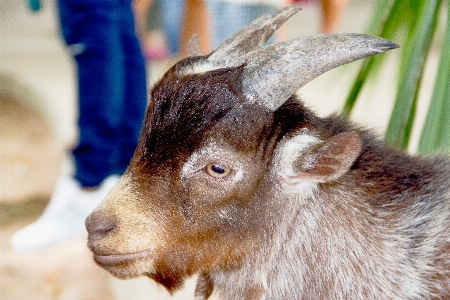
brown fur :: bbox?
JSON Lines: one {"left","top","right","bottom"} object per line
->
{"left": 86, "top": 56, "right": 450, "bottom": 299}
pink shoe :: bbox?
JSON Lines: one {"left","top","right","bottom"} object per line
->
{"left": 143, "top": 45, "right": 169, "bottom": 61}
{"left": 291, "top": 0, "right": 315, "bottom": 4}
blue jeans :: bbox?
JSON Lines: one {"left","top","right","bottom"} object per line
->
{"left": 207, "top": 1, "right": 277, "bottom": 49}
{"left": 57, "top": 0, "right": 148, "bottom": 187}
{"left": 160, "top": 0, "right": 184, "bottom": 55}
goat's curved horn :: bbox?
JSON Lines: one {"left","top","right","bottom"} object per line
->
{"left": 208, "top": 5, "right": 301, "bottom": 67}
{"left": 242, "top": 33, "right": 399, "bottom": 111}
{"left": 187, "top": 34, "right": 202, "bottom": 57}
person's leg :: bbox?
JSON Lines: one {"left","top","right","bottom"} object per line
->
{"left": 320, "top": 0, "right": 349, "bottom": 33}
{"left": 207, "top": 1, "right": 276, "bottom": 49}
{"left": 62, "top": 0, "right": 125, "bottom": 187}
{"left": 246, "top": 4, "right": 278, "bottom": 24}
{"left": 132, "top": 0, "right": 154, "bottom": 47}
{"left": 206, "top": 0, "right": 223, "bottom": 50}
{"left": 160, "top": 0, "right": 184, "bottom": 55}
{"left": 11, "top": 0, "right": 123, "bottom": 251}
{"left": 116, "top": 0, "right": 148, "bottom": 174}
{"left": 181, "top": 0, "right": 211, "bottom": 56}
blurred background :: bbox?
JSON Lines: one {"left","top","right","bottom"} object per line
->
{"left": 0, "top": 0, "right": 443, "bottom": 299}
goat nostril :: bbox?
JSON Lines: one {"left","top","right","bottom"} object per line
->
{"left": 105, "top": 224, "right": 116, "bottom": 232}
{"left": 85, "top": 214, "right": 117, "bottom": 237}
{"left": 100, "top": 224, "right": 116, "bottom": 237}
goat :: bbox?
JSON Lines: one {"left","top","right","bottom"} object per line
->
{"left": 86, "top": 6, "right": 450, "bottom": 299}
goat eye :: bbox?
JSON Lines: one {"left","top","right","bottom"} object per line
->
{"left": 206, "top": 164, "right": 230, "bottom": 178}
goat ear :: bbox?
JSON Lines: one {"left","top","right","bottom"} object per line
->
{"left": 285, "top": 132, "right": 362, "bottom": 184}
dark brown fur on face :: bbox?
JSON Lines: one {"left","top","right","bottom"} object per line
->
{"left": 85, "top": 7, "right": 449, "bottom": 300}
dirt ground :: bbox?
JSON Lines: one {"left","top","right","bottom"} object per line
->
{"left": 0, "top": 206, "right": 114, "bottom": 300}
{"left": 0, "top": 85, "right": 114, "bottom": 299}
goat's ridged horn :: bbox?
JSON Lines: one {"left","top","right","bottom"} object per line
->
{"left": 242, "top": 33, "right": 399, "bottom": 111}
{"left": 208, "top": 5, "right": 301, "bottom": 67}
{"left": 187, "top": 34, "right": 202, "bottom": 57}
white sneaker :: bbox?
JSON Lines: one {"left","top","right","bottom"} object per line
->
{"left": 11, "top": 175, "right": 119, "bottom": 252}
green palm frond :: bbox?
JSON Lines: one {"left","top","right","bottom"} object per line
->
{"left": 343, "top": 0, "right": 449, "bottom": 154}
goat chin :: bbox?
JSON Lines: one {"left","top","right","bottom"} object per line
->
{"left": 91, "top": 248, "right": 154, "bottom": 279}
{"left": 95, "top": 256, "right": 154, "bottom": 280}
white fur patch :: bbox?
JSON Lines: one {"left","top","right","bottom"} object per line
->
{"left": 181, "top": 60, "right": 219, "bottom": 75}
{"left": 274, "top": 133, "right": 320, "bottom": 188}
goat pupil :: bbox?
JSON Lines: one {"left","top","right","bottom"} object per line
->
{"left": 212, "top": 165, "right": 225, "bottom": 174}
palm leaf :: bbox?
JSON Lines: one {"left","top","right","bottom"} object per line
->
{"left": 343, "top": 0, "right": 448, "bottom": 154}
{"left": 418, "top": 0, "right": 450, "bottom": 154}
{"left": 384, "top": 0, "right": 441, "bottom": 149}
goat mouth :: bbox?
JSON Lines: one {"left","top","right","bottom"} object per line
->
{"left": 93, "top": 249, "right": 152, "bottom": 266}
